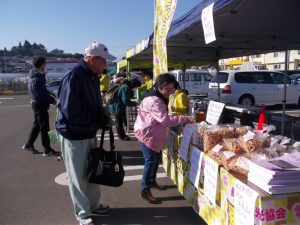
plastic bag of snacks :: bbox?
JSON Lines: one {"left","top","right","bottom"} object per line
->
{"left": 219, "top": 151, "right": 238, "bottom": 169}
{"left": 238, "top": 130, "right": 269, "bottom": 152}
{"left": 223, "top": 138, "right": 244, "bottom": 154}
{"left": 257, "top": 145, "right": 285, "bottom": 159}
{"left": 230, "top": 156, "right": 251, "bottom": 176}
{"left": 198, "top": 124, "right": 249, "bottom": 152}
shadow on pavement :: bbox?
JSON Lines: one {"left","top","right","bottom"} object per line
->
{"left": 93, "top": 206, "right": 206, "bottom": 225}
{"left": 158, "top": 195, "right": 185, "bottom": 202}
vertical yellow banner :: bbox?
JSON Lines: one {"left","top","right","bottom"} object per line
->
{"left": 153, "top": 0, "right": 177, "bottom": 78}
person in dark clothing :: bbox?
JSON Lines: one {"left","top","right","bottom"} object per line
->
{"left": 23, "top": 56, "right": 58, "bottom": 156}
{"left": 55, "top": 42, "right": 115, "bottom": 225}
{"left": 109, "top": 78, "right": 141, "bottom": 141}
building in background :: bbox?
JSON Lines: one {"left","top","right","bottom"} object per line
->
{"left": 220, "top": 50, "right": 300, "bottom": 71}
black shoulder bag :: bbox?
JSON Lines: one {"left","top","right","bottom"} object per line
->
{"left": 87, "top": 128, "right": 125, "bottom": 187}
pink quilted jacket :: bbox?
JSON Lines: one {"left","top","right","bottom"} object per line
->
{"left": 134, "top": 96, "right": 190, "bottom": 152}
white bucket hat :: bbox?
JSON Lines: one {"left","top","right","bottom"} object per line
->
{"left": 84, "top": 42, "right": 116, "bottom": 61}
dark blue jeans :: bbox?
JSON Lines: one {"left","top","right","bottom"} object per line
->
{"left": 140, "top": 142, "right": 161, "bottom": 192}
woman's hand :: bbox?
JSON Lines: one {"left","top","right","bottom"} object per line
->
{"left": 186, "top": 116, "right": 196, "bottom": 124}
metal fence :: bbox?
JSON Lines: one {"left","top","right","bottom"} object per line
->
{"left": 0, "top": 80, "right": 28, "bottom": 93}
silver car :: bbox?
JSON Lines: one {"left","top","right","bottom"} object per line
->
{"left": 46, "top": 80, "right": 61, "bottom": 97}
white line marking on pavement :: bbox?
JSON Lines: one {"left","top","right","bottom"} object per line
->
{"left": 97, "top": 133, "right": 135, "bottom": 137}
{"left": 124, "top": 173, "right": 166, "bottom": 181}
{"left": 54, "top": 166, "right": 165, "bottom": 186}
{"left": 124, "top": 165, "right": 162, "bottom": 170}
{"left": 55, "top": 172, "right": 68, "bottom": 186}
{"left": 0, "top": 104, "right": 31, "bottom": 108}
{"left": 0, "top": 97, "right": 14, "bottom": 100}
{"left": 97, "top": 133, "right": 136, "bottom": 141}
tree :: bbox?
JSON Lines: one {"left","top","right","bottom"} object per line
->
{"left": 2, "top": 41, "right": 83, "bottom": 58}
{"left": 23, "top": 40, "right": 31, "bottom": 49}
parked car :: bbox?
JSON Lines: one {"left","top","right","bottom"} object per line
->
{"left": 169, "top": 69, "right": 213, "bottom": 95}
{"left": 208, "top": 70, "right": 300, "bottom": 106}
{"left": 289, "top": 74, "right": 300, "bottom": 84}
{"left": 46, "top": 80, "right": 61, "bottom": 97}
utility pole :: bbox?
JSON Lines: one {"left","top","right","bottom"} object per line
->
{"left": 4, "top": 46, "right": 7, "bottom": 73}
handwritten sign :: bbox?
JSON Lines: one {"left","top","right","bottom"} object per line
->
{"left": 203, "top": 156, "right": 219, "bottom": 205}
{"left": 179, "top": 126, "right": 193, "bottom": 162}
{"left": 189, "top": 147, "right": 203, "bottom": 187}
{"left": 234, "top": 179, "right": 259, "bottom": 225}
{"left": 201, "top": 2, "right": 216, "bottom": 44}
{"left": 206, "top": 100, "right": 225, "bottom": 125}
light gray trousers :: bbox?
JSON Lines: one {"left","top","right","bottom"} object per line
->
{"left": 60, "top": 135, "right": 101, "bottom": 219}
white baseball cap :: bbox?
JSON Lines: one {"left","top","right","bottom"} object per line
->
{"left": 84, "top": 42, "right": 116, "bottom": 61}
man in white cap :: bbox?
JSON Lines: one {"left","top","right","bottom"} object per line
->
{"left": 56, "top": 42, "right": 116, "bottom": 225}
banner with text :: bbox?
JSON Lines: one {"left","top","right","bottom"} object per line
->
{"left": 153, "top": 0, "right": 177, "bottom": 77}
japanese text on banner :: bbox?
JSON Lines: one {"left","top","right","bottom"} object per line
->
{"left": 201, "top": 2, "right": 216, "bottom": 44}
{"left": 153, "top": 0, "right": 177, "bottom": 77}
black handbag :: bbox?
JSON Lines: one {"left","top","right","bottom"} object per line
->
{"left": 87, "top": 128, "right": 125, "bottom": 187}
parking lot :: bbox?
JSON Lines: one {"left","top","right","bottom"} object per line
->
{"left": 0, "top": 95, "right": 206, "bottom": 225}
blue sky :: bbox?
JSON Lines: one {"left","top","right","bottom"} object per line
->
{"left": 1, "top": 0, "right": 200, "bottom": 59}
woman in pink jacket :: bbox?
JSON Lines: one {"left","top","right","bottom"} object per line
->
{"left": 134, "top": 73, "right": 195, "bottom": 204}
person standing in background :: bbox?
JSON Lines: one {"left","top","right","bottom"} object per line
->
{"left": 109, "top": 78, "right": 141, "bottom": 141}
{"left": 168, "top": 82, "right": 189, "bottom": 116}
{"left": 23, "top": 56, "right": 58, "bottom": 156}
{"left": 56, "top": 42, "right": 115, "bottom": 225}
{"left": 99, "top": 69, "right": 110, "bottom": 98}
{"left": 134, "top": 73, "right": 195, "bottom": 204}
{"left": 140, "top": 70, "right": 153, "bottom": 90}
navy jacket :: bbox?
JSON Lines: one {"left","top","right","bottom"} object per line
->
{"left": 55, "top": 60, "right": 108, "bottom": 140}
{"left": 28, "top": 69, "right": 56, "bottom": 108}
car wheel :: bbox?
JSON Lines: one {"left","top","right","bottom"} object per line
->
{"left": 238, "top": 95, "right": 254, "bottom": 106}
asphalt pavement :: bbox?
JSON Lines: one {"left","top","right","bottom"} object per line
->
{"left": 0, "top": 95, "right": 206, "bottom": 225}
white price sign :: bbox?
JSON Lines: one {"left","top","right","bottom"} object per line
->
{"left": 203, "top": 156, "right": 219, "bottom": 205}
{"left": 189, "top": 148, "right": 203, "bottom": 187}
{"left": 206, "top": 101, "right": 225, "bottom": 125}
{"left": 234, "top": 179, "right": 259, "bottom": 225}
{"left": 179, "top": 126, "right": 193, "bottom": 162}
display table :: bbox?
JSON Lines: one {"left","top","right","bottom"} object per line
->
{"left": 162, "top": 130, "right": 300, "bottom": 225}
{"left": 285, "top": 111, "right": 300, "bottom": 143}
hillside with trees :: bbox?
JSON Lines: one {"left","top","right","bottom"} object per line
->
{"left": 0, "top": 40, "right": 83, "bottom": 59}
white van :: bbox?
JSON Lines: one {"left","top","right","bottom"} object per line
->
{"left": 169, "top": 69, "right": 213, "bottom": 95}
{"left": 208, "top": 70, "right": 300, "bottom": 106}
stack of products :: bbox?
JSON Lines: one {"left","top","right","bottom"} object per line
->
{"left": 248, "top": 152, "right": 300, "bottom": 194}
{"left": 193, "top": 123, "right": 297, "bottom": 176}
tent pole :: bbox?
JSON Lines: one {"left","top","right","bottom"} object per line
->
{"left": 126, "top": 60, "right": 130, "bottom": 77}
{"left": 281, "top": 50, "right": 289, "bottom": 135}
{"left": 183, "top": 64, "right": 186, "bottom": 91}
{"left": 216, "top": 51, "right": 220, "bottom": 102}
{"left": 216, "top": 61, "right": 220, "bottom": 101}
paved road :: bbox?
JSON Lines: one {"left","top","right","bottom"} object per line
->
{"left": 0, "top": 95, "right": 206, "bottom": 225}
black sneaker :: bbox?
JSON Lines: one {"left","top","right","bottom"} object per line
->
{"left": 91, "top": 203, "right": 110, "bottom": 215}
{"left": 43, "top": 147, "right": 60, "bottom": 157}
{"left": 22, "top": 145, "right": 40, "bottom": 154}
